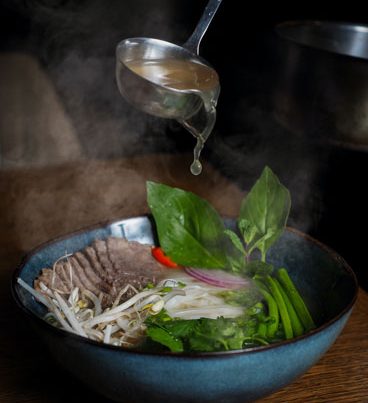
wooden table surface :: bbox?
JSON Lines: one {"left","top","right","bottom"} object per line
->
{"left": 1, "top": 155, "right": 367, "bottom": 402}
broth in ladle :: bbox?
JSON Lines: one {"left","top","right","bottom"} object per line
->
{"left": 125, "top": 58, "right": 220, "bottom": 175}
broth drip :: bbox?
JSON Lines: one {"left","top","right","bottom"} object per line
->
{"left": 125, "top": 58, "right": 220, "bottom": 175}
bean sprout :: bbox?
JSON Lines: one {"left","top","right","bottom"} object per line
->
{"left": 18, "top": 269, "right": 247, "bottom": 348}
{"left": 51, "top": 252, "right": 73, "bottom": 292}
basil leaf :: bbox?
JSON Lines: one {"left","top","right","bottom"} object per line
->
{"left": 239, "top": 166, "right": 291, "bottom": 260}
{"left": 147, "top": 181, "right": 244, "bottom": 269}
{"left": 238, "top": 218, "right": 259, "bottom": 245}
{"left": 247, "top": 228, "right": 277, "bottom": 255}
{"left": 223, "top": 229, "right": 246, "bottom": 256}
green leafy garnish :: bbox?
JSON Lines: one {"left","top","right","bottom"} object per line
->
{"left": 145, "top": 310, "right": 267, "bottom": 352}
{"left": 243, "top": 260, "right": 274, "bottom": 277}
{"left": 145, "top": 327, "right": 184, "bottom": 353}
{"left": 223, "top": 229, "right": 246, "bottom": 257}
{"left": 145, "top": 166, "right": 316, "bottom": 352}
{"left": 219, "top": 286, "right": 261, "bottom": 307}
{"left": 239, "top": 166, "right": 291, "bottom": 261}
{"left": 147, "top": 181, "right": 244, "bottom": 270}
{"left": 254, "top": 278, "right": 279, "bottom": 339}
{"left": 277, "top": 268, "right": 316, "bottom": 331}
{"left": 275, "top": 277, "right": 304, "bottom": 337}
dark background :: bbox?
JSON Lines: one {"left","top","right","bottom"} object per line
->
{"left": 1, "top": 0, "right": 367, "bottom": 289}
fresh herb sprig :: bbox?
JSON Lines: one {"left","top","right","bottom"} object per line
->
{"left": 146, "top": 181, "right": 244, "bottom": 270}
{"left": 144, "top": 309, "right": 268, "bottom": 353}
{"left": 145, "top": 166, "right": 315, "bottom": 352}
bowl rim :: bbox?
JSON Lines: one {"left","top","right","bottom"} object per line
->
{"left": 11, "top": 215, "right": 359, "bottom": 359}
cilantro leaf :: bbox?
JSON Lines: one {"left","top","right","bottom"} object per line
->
{"left": 144, "top": 312, "right": 267, "bottom": 353}
{"left": 145, "top": 327, "right": 184, "bottom": 353}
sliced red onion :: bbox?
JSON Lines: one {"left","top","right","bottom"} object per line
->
{"left": 184, "top": 267, "right": 249, "bottom": 289}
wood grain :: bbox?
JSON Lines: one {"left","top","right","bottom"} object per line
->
{"left": 1, "top": 155, "right": 367, "bottom": 402}
{"left": 258, "top": 289, "right": 368, "bottom": 402}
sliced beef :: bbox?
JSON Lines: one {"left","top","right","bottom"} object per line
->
{"left": 74, "top": 251, "right": 111, "bottom": 294}
{"left": 69, "top": 256, "right": 101, "bottom": 296}
{"left": 57, "top": 262, "right": 73, "bottom": 292}
{"left": 93, "top": 239, "right": 115, "bottom": 280}
{"left": 61, "top": 261, "right": 84, "bottom": 293}
{"left": 107, "top": 237, "right": 163, "bottom": 280}
{"left": 84, "top": 246, "right": 113, "bottom": 285}
{"left": 34, "top": 237, "right": 166, "bottom": 308}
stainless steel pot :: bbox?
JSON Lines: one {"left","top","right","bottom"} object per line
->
{"left": 274, "top": 21, "right": 368, "bottom": 148}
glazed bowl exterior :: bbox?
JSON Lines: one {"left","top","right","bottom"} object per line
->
{"left": 12, "top": 216, "right": 358, "bottom": 403}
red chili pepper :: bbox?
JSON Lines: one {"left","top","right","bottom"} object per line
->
{"left": 151, "top": 247, "right": 179, "bottom": 268}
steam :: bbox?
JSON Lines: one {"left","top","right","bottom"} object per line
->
{"left": 208, "top": 98, "right": 324, "bottom": 235}
{"left": 0, "top": 0, "right": 205, "bottom": 253}
{"left": 1, "top": 0, "right": 193, "bottom": 167}
{"left": 1, "top": 0, "right": 323, "bottom": 250}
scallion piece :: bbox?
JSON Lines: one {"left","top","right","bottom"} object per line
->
{"left": 277, "top": 268, "right": 316, "bottom": 331}
{"left": 265, "top": 275, "right": 293, "bottom": 339}
{"left": 254, "top": 278, "right": 279, "bottom": 339}
{"left": 275, "top": 278, "right": 304, "bottom": 337}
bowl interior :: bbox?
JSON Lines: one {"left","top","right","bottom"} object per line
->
{"left": 13, "top": 216, "right": 358, "bottom": 343}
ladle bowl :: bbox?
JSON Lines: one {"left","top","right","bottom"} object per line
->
{"left": 116, "top": 38, "right": 208, "bottom": 120}
{"left": 115, "top": 0, "right": 222, "bottom": 121}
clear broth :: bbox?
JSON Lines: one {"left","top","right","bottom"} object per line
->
{"left": 126, "top": 58, "right": 220, "bottom": 175}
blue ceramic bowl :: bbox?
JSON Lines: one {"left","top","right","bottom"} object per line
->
{"left": 12, "top": 217, "right": 358, "bottom": 403}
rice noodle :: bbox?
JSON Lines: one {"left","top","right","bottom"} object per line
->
{"left": 162, "top": 289, "right": 186, "bottom": 302}
{"left": 167, "top": 306, "right": 244, "bottom": 320}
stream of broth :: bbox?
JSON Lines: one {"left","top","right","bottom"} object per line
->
{"left": 125, "top": 58, "right": 220, "bottom": 175}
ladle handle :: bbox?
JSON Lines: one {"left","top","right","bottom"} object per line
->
{"left": 183, "top": 0, "right": 223, "bottom": 55}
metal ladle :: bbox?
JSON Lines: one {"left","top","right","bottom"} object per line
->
{"left": 115, "top": 0, "right": 223, "bottom": 147}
